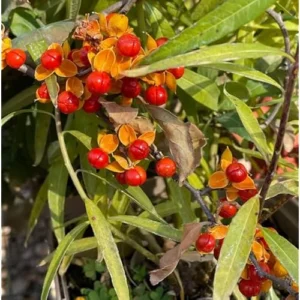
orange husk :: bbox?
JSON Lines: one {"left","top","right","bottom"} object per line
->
{"left": 138, "top": 131, "right": 156, "bottom": 146}
{"left": 208, "top": 171, "right": 229, "bottom": 189}
{"left": 66, "top": 77, "right": 84, "bottom": 98}
{"left": 208, "top": 224, "right": 228, "bottom": 240}
{"left": 221, "top": 147, "right": 233, "bottom": 171}
{"left": 106, "top": 161, "right": 125, "bottom": 173}
{"left": 225, "top": 186, "right": 239, "bottom": 202}
{"left": 98, "top": 134, "right": 119, "bottom": 154}
{"left": 232, "top": 175, "right": 256, "bottom": 190}
{"left": 118, "top": 124, "right": 137, "bottom": 146}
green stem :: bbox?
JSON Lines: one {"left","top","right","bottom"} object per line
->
{"left": 136, "top": 0, "right": 147, "bottom": 46}
{"left": 54, "top": 108, "right": 88, "bottom": 201}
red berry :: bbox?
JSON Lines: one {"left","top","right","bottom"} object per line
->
{"left": 6, "top": 48, "right": 26, "bottom": 69}
{"left": 83, "top": 94, "right": 101, "bottom": 113}
{"left": 213, "top": 239, "right": 224, "bottom": 259}
{"left": 168, "top": 67, "right": 185, "bottom": 79}
{"left": 145, "top": 85, "right": 167, "bottom": 106}
{"left": 219, "top": 202, "right": 238, "bottom": 218}
{"left": 226, "top": 163, "right": 248, "bottom": 183}
{"left": 86, "top": 71, "right": 111, "bottom": 94}
{"left": 156, "top": 37, "right": 168, "bottom": 47}
{"left": 121, "top": 77, "right": 141, "bottom": 98}
{"left": 37, "top": 83, "right": 50, "bottom": 100}
{"left": 128, "top": 139, "right": 150, "bottom": 160}
{"left": 79, "top": 46, "right": 91, "bottom": 67}
{"left": 195, "top": 233, "right": 216, "bottom": 253}
{"left": 115, "top": 172, "right": 126, "bottom": 185}
{"left": 67, "top": 50, "right": 76, "bottom": 61}
{"left": 238, "top": 279, "right": 261, "bottom": 297}
{"left": 238, "top": 188, "right": 258, "bottom": 202}
{"left": 117, "top": 34, "right": 141, "bottom": 57}
{"left": 248, "top": 263, "right": 270, "bottom": 282}
{"left": 41, "top": 49, "right": 62, "bottom": 70}
{"left": 155, "top": 158, "right": 176, "bottom": 177}
{"left": 125, "top": 166, "right": 147, "bottom": 186}
{"left": 57, "top": 91, "right": 79, "bottom": 114}
{"left": 87, "top": 148, "right": 109, "bottom": 169}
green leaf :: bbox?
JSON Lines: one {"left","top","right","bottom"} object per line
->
{"left": 12, "top": 20, "right": 75, "bottom": 50}
{"left": 45, "top": 75, "right": 59, "bottom": 106}
{"left": 34, "top": 103, "right": 53, "bottom": 166}
{"left": 224, "top": 87, "right": 272, "bottom": 162}
{"left": 177, "top": 69, "right": 219, "bottom": 111}
{"left": 124, "top": 43, "right": 292, "bottom": 77}
{"left": 201, "top": 62, "right": 283, "bottom": 91}
{"left": 141, "top": 0, "right": 279, "bottom": 65}
{"left": 48, "top": 161, "right": 69, "bottom": 242}
{"left": 2, "top": 86, "right": 36, "bottom": 117}
{"left": 167, "top": 179, "right": 196, "bottom": 224}
{"left": 26, "top": 177, "right": 49, "bottom": 244}
{"left": 266, "top": 180, "right": 298, "bottom": 200}
{"left": 262, "top": 227, "right": 298, "bottom": 282}
{"left": 41, "top": 221, "right": 88, "bottom": 300}
{"left": 191, "top": 0, "right": 225, "bottom": 21}
{"left": 144, "top": 1, "right": 174, "bottom": 38}
{"left": 66, "top": 0, "right": 81, "bottom": 19}
{"left": 216, "top": 112, "right": 252, "bottom": 141}
{"left": 80, "top": 170, "right": 164, "bottom": 222}
{"left": 8, "top": 7, "right": 41, "bottom": 36}
{"left": 64, "top": 130, "right": 92, "bottom": 149}
{"left": 85, "top": 199, "right": 130, "bottom": 300}
{"left": 109, "top": 215, "right": 182, "bottom": 242}
{"left": 213, "top": 197, "right": 259, "bottom": 299}
{"left": 26, "top": 39, "right": 48, "bottom": 63}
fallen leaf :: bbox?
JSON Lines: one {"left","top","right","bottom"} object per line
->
{"left": 101, "top": 100, "right": 138, "bottom": 124}
{"left": 128, "top": 117, "right": 155, "bottom": 134}
{"left": 147, "top": 105, "right": 206, "bottom": 185}
{"left": 149, "top": 222, "right": 209, "bottom": 285}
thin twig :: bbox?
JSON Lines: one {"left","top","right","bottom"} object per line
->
{"left": 17, "top": 64, "right": 35, "bottom": 78}
{"left": 259, "top": 45, "right": 299, "bottom": 217}
{"left": 60, "top": 275, "right": 70, "bottom": 300}
{"left": 119, "top": 0, "right": 137, "bottom": 14}
{"left": 249, "top": 253, "right": 297, "bottom": 296}
{"left": 102, "top": 1, "right": 123, "bottom": 14}
{"left": 78, "top": 67, "right": 91, "bottom": 77}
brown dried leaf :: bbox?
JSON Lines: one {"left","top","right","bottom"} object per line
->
{"left": 128, "top": 117, "right": 155, "bottom": 134}
{"left": 149, "top": 222, "right": 209, "bottom": 285}
{"left": 101, "top": 100, "right": 138, "bottom": 125}
{"left": 147, "top": 105, "right": 206, "bottom": 185}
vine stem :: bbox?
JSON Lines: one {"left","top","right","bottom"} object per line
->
{"left": 54, "top": 108, "right": 88, "bottom": 201}
{"left": 249, "top": 253, "right": 297, "bottom": 296}
{"left": 259, "top": 44, "right": 299, "bottom": 218}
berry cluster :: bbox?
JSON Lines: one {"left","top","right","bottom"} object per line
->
{"left": 86, "top": 123, "right": 176, "bottom": 186}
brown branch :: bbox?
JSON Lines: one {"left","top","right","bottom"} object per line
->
{"left": 17, "top": 64, "right": 35, "bottom": 78}
{"left": 249, "top": 253, "right": 297, "bottom": 296}
{"left": 259, "top": 44, "right": 299, "bottom": 218}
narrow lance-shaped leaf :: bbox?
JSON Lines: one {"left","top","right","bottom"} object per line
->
{"left": 141, "top": 0, "right": 279, "bottom": 65}
{"left": 262, "top": 227, "right": 298, "bottom": 282}
{"left": 41, "top": 222, "right": 88, "bottom": 300}
{"left": 224, "top": 87, "right": 272, "bottom": 163}
{"left": 66, "top": 0, "right": 82, "bottom": 20}
{"left": 213, "top": 197, "right": 259, "bottom": 300}
{"left": 85, "top": 199, "right": 130, "bottom": 300}
{"left": 124, "top": 43, "right": 293, "bottom": 77}
{"left": 64, "top": 130, "right": 92, "bottom": 150}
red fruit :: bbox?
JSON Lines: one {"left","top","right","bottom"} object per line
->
{"left": 67, "top": 49, "right": 76, "bottom": 61}
{"left": 87, "top": 148, "right": 109, "bottom": 169}
{"left": 128, "top": 139, "right": 150, "bottom": 160}
{"left": 195, "top": 233, "right": 216, "bottom": 253}
{"left": 155, "top": 157, "right": 176, "bottom": 177}
{"left": 117, "top": 34, "right": 141, "bottom": 57}
{"left": 6, "top": 48, "right": 26, "bottom": 69}
{"left": 86, "top": 71, "right": 111, "bottom": 94}
{"left": 37, "top": 83, "right": 50, "bottom": 100}
{"left": 79, "top": 46, "right": 91, "bottom": 66}
{"left": 41, "top": 49, "right": 62, "bottom": 70}
{"left": 125, "top": 166, "right": 147, "bottom": 186}
{"left": 213, "top": 239, "right": 224, "bottom": 259}
{"left": 226, "top": 162, "right": 247, "bottom": 183}
{"left": 57, "top": 91, "right": 79, "bottom": 114}
{"left": 168, "top": 67, "right": 185, "bottom": 79}
{"left": 115, "top": 172, "right": 126, "bottom": 185}
{"left": 219, "top": 202, "right": 237, "bottom": 218}
{"left": 145, "top": 85, "right": 167, "bottom": 106}
{"left": 248, "top": 263, "right": 270, "bottom": 282}
{"left": 156, "top": 37, "right": 168, "bottom": 47}
{"left": 238, "top": 279, "right": 261, "bottom": 297}
{"left": 121, "top": 77, "right": 141, "bottom": 98}
{"left": 238, "top": 188, "right": 258, "bottom": 202}
{"left": 83, "top": 94, "right": 101, "bottom": 113}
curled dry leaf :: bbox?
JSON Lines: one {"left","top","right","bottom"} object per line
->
{"left": 149, "top": 222, "right": 209, "bottom": 285}
{"left": 98, "top": 134, "right": 119, "bottom": 154}
{"left": 128, "top": 117, "right": 155, "bottom": 134}
{"left": 118, "top": 124, "right": 137, "bottom": 146}
{"left": 101, "top": 100, "right": 138, "bottom": 125}
{"left": 147, "top": 105, "right": 206, "bottom": 185}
